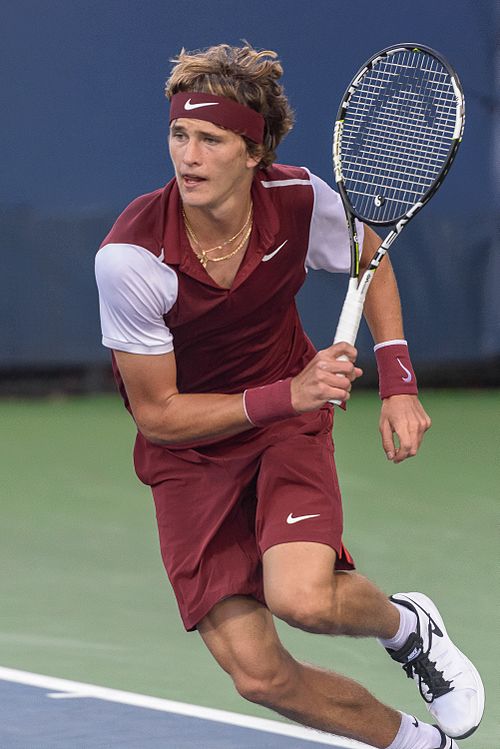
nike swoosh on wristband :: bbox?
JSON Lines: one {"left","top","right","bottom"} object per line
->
{"left": 262, "top": 240, "right": 288, "bottom": 262}
{"left": 286, "top": 513, "right": 321, "bottom": 524}
{"left": 184, "top": 99, "right": 220, "bottom": 110}
{"left": 396, "top": 357, "right": 413, "bottom": 383}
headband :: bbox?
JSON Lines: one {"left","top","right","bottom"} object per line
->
{"left": 169, "top": 91, "right": 265, "bottom": 144}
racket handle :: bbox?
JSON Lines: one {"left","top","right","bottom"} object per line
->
{"left": 333, "top": 278, "right": 365, "bottom": 346}
{"left": 330, "top": 278, "right": 365, "bottom": 406}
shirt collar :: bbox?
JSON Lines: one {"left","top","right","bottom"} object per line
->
{"left": 160, "top": 172, "right": 281, "bottom": 289}
{"left": 162, "top": 171, "right": 280, "bottom": 266}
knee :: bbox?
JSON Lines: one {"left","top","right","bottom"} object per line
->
{"left": 266, "top": 585, "right": 340, "bottom": 634}
{"left": 233, "top": 657, "right": 293, "bottom": 706}
{"left": 222, "top": 639, "right": 295, "bottom": 706}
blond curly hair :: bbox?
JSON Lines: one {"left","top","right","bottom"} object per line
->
{"left": 165, "top": 43, "right": 294, "bottom": 167}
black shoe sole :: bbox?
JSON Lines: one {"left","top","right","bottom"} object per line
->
{"left": 452, "top": 721, "right": 481, "bottom": 740}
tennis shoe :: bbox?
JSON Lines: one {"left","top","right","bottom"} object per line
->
{"left": 386, "top": 592, "right": 484, "bottom": 739}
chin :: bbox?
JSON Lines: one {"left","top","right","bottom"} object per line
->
{"left": 178, "top": 189, "right": 211, "bottom": 207}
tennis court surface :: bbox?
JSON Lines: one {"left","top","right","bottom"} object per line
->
{"left": 0, "top": 667, "right": 369, "bottom": 748}
{"left": 1, "top": 392, "right": 498, "bottom": 748}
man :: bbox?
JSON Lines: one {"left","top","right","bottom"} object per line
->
{"left": 95, "top": 44, "right": 484, "bottom": 749}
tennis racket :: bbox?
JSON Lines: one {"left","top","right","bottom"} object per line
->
{"left": 331, "top": 43, "right": 465, "bottom": 400}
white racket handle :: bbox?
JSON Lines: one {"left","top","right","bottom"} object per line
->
{"left": 333, "top": 277, "right": 365, "bottom": 347}
{"left": 330, "top": 274, "right": 372, "bottom": 406}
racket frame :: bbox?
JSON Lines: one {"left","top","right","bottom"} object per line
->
{"left": 332, "top": 43, "right": 465, "bottom": 342}
{"left": 330, "top": 43, "right": 465, "bottom": 402}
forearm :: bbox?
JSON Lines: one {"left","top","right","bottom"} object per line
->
{"left": 127, "top": 345, "right": 360, "bottom": 446}
{"left": 137, "top": 391, "right": 253, "bottom": 445}
{"left": 361, "top": 227, "right": 404, "bottom": 342}
{"left": 363, "top": 258, "right": 404, "bottom": 342}
{"left": 358, "top": 228, "right": 419, "bottom": 404}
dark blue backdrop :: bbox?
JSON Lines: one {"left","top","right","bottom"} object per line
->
{"left": 2, "top": 0, "right": 499, "bottom": 372}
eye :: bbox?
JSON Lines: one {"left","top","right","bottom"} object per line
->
{"left": 204, "top": 135, "right": 221, "bottom": 144}
{"left": 170, "top": 129, "right": 186, "bottom": 142}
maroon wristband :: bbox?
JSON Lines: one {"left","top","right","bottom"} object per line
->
{"left": 374, "top": 340, "right": 418, "bottom": 399}
{"left": 243, "top": 378, "right": 298, "bottom": 427}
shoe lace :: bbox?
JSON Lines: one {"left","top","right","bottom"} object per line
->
{"left": 403, "top": 656, "right": 454, "bottom": 702}
{"left": 403, "top": 623, "right": 454, "bottom": 702}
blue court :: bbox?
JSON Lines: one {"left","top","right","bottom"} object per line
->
{"left": 0, "top": 668, "right": 369, "bottom": 749}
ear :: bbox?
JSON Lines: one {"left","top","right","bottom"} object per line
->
{"left": 245, "top": 142, "right": 264, "bottom": 170}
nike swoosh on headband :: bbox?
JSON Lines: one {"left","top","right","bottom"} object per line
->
{"left": 184, "top": 99, "right": 220, "bottom": 110}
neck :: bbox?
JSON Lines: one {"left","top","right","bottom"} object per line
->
{"left": 182, "top": 198, "right": 253, "bottom": 246}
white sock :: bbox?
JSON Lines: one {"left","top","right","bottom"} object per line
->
{"left": 386, "top": 712, "right": 443, "bottom": 749}
{"left": 379, "top": 602, "right": 418, "bottom": 651}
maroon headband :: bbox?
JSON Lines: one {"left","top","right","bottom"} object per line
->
{"left": 169, "top": 91, "right": 265, "bottom": 144}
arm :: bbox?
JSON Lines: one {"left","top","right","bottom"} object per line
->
{"left": 360, "top": 226, "right": 432, "bottom": 463}
{"left": 97, "top": 241, "right": 360, "bottom": 445}
{"left": 114, "top": 343, "right": 362, "bottom": 445}
{"left": 115, "top": 349, "right": 251, "bottom": 444}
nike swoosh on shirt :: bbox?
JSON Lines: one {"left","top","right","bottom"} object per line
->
{"left": 396, "top": 357, "right": 413, "bottom": 383}
{"left": 184, "top": 99, "right": 220, "bottom": 110}
{"left": 262, "top": 240, "right": 288, "bottom": 262}
{"left": 286, "top": 513, "right": 321, "bottom": 525}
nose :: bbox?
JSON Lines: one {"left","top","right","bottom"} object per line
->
{"left": 182, "top": 137, "right": 202, "bottom": 166}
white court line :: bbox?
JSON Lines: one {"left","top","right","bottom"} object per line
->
{"left": 47, "top": 692, "right": 91, "bottom": 699}
{"left": 0, "top": 666, "right": 373, "bottom": 748}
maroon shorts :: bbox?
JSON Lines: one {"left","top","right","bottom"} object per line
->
{"left": 149, "top": 406, "right": 354, "bottom": 631}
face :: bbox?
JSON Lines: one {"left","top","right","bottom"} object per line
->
{"left": 169, "top": 118, "right": 260, "bottom": 211}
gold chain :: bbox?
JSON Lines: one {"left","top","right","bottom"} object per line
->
{"left": 196, "top": 221, "right": 253, "bottom": 268}
{"left": 182, "top": 204, "right": 253, "bottom": 268}
{"left": 182, "top": 204, "right": 252, "bottom": 254}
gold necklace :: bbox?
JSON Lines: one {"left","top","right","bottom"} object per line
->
{"left": 195, "top": 221, "right": 253, "bottom": 268}
{"left": 182, "top": 204, "right": 252, "bottom": 255}
{"left": 182, "top": 205, "right": 253, "bottom": 268}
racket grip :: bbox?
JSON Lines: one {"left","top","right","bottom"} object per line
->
{"left": 330, "top": 279, "right": 365, "bottom": 406}
{"left": 333, "top": 278, "right": 365, "bottom": 346}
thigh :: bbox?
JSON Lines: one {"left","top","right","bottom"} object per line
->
{"left": 263, "top": 540, "right": 338, "bottom": 609}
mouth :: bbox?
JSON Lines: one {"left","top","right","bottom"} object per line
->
{"left": 181, "top": 174, "right": 207, "bottom": 188}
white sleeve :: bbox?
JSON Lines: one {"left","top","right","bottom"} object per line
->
{"left": 304, "top": 170, "right": 364, "bottom": 273}
{"left": 95, "top": 243, "right": 178, "bottom": 354}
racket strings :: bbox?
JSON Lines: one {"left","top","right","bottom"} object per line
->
{"left": 340, "top": 49, "right": 459, "bottom": 222}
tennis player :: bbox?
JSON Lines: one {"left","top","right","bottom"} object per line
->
{"left": 95, "top": 44, "right": 484, "bottom": 749}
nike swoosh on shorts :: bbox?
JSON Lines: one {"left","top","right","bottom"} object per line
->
{"left": 286, "top": 513, "right": 320, "bottom": 524}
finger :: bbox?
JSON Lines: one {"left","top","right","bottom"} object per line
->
{"left": 380, "top": 420, "right": 396, "bottom": 461}
{"left": 317, "top": 351, "right": 362, "bottom": 379}
{"left": 321, "top": 371, "right": 355, "bottom": 395}
{"left": 328, "top": 341, "right": 358, "bottom": 362}
{"left": 392, "top": 425, "right": 418, "bottom": 463}
{"left": 415, "top": 404, "right": 432, "bottom": 432}
{"left": 318, "top": 362, "right": 363, "bottom": 383}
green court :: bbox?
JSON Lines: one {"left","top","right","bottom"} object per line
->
{"left": 1, "top": 390, "right": 498, "bottom": 747}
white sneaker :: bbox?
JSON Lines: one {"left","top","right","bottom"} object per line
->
{"left": 386, "top": 592, "right": 484, "bottom": 739}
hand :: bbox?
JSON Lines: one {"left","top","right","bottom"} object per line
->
{"left": 379, "top": 395, "right": 431, "bottom": 463}
{"left": 291, "top": 342, "right": 363, "bottom": 412}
